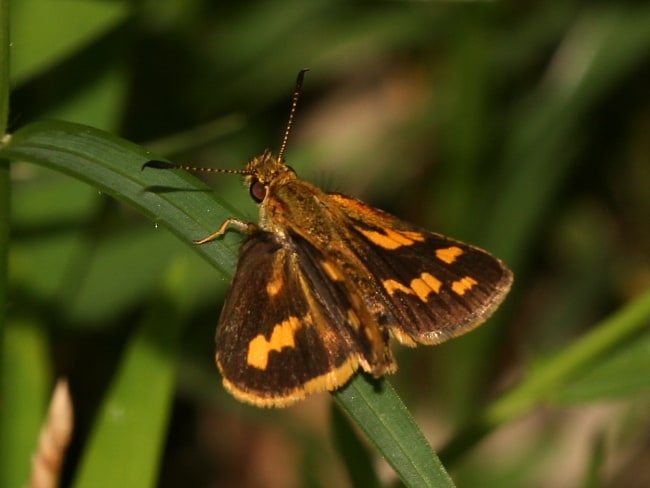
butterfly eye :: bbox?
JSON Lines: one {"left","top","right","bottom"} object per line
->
{"left": 250, "top": 179, "right": 267, "bottom": 203}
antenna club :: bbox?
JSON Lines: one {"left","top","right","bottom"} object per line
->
{"left": 296, "top": 68, "right": 310, "bottom": 88}
{"left": 142, "top": 160, "right": 176, "bottom": 171}
{"left": 278, "top": 69, "right": 310, "bottom": 162}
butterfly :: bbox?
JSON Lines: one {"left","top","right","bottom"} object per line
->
{"left": 143, "top": 70, "right": 513, "bottom": 407}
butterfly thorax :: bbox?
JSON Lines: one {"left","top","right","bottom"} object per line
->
{"left": 246, "top": 151, "right": 339, "bottom": 245}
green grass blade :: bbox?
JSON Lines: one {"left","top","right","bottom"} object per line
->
{"left": 0, "top": 0, "right": 12, "bottom": 479}
{"left": 441, "top": 288, "right": 650, "bottom": 464}
{"left": 0, "top": 120, "right": 239, "bottom": 276}
{"left": 486, "top": 5, "right": 650, "bottom": 268}
{"left": 10, "top": 0, "right": 130, "bottom": 84}
{"left": 72, "top": 260, "right": 190, "bottom": 488}
{"left": 0, "top": 0, "right": 7, "bottom": 127}
{"left": 334, "top": 376, "right": 455, "bottom": 488}
{"left": 0, "top": 319, "right": 51, "bottom": 488}
{"left": 485, "top": 288, "right": 650, "bottom": 425}
{"left": 553, "top": 330, "right": 650, "bottom": 404}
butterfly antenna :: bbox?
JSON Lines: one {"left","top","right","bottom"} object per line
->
{"left": 278, "top": 68, "right": 309, "bottom": 162}
{"left": 143, "top": 70, "right": 310, "bottom": 173}
{"left": 141, "top": 160, "right": 249, "bottom": 175}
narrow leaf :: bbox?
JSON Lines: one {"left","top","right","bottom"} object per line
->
{"left": 72, "top": 260, "right": 190, "bottom": 488}
{"left": 0, "top": 120, "right": 239, "bottom": 276}
{"left": 334, "top": 376, "right": 455, "bottom": 488}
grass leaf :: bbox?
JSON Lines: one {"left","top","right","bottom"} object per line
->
{"left": 335, "top": 376, "right": 455, "bottom": 488}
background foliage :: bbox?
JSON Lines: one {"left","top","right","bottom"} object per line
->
{"left": 2, "top": 1, "right": 650, "bottom": 487}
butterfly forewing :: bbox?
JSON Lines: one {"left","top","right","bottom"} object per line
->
{"left": 329, "top": 193, "right": 513, "bottom": 345}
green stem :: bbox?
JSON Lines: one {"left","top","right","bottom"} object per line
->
{"left": 0, "top": 0, "right": 8, "bottom": 128}
{"left": 0, "top": 0, "right": 11, "bottom": 394}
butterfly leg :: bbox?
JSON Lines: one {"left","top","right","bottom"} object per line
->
{"left": 194, "top": 218, "right": 257, "bottom": 245}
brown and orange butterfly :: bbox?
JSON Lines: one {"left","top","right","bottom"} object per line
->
{"left": 144, "top": 70, "right": 513, "bottom": 407}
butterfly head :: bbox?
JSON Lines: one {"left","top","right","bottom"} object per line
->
{"left": 244, "top": 149, "right": 296, "bottom": 203}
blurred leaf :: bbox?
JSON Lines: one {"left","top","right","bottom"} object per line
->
{"left": 442, "top": 288, "right": 650, "bottom": 465}
{"left": 62, "top": 228, "right": 226, "bottom": 326}
{"left": 11, "top": 172, "right": 98, "bottom": 228}
{"left": 486, "top": 289, "right": 650, "bottom": 424}
{"left": 0, "top": 120, "right": 240, "bottom": 276}
{"left": 487, "top": 4, "right": 650, "bottom": 266}
{"left": 580, "top": 431, "right": 605, "bottom": 488}
{"left": 62, "top": 229, "right": 185, "bottom": 325}
{"left": 0, "top": 319, "right": 51, "bottom": 488}
{"left": 45, "top": 63, "right": 129, "bottom": 131}
{"left": 0, "top": 0, "right": 8, "bottom": 126}
{"left": 554, "top": 331, "right": 650, "bottom": 404}
{"left": 145, "top": 113, "right": 247, "bottom": 158}
{"left": 1, "top": 5, "right": 11, "bottom": 470}
{"left": 10, "top": 0, "right": 130, "bottom": 84}
{"left": 72, "top": 259, "right": 191, "bottom": 488}
{"left": 10, "top": 231, "right": 82, "bottom": 301}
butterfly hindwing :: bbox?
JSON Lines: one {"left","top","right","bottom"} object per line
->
{"left": 216, "top": 229, "right": 394, "bottom": 407}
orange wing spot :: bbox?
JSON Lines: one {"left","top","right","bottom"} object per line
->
{"left": 266, "top": 260, "right": 285, "bottom": 296}
{"left": 436, "top": 246, "right": 464, "bottom": 264}
{"left": 359, "top": 228, "right": 425, "bottom": 250}
{"left": 347, "top": 310, "right": 362, "bottom": 330}
{"left": 384, "top": 273, "right": 441, "bottom": 302}
{"left": 247, "top": 316, "right": 301, "bottom": 370}
{"left": 451, "top": 276, "right": 478, "bottom": 296}
{"left": 383, "top": 279, "right": 415, "bottom": 296}
{"left": 389, "top": 328, "right": 417, "bottom": 347}
{"left": 410, "top": 272, "right": 442, "bottom": 302}
{"left": 321, "top": 260, "right": 343, "bottom": 281}
{"left": 266, "top": 277, "right": 283, "bottom": 296}
{"left": 421, "top": 272, "right": 443, "bottom": 293}
{"left": 396, "top": 229, "right": 426, "bottom": 242}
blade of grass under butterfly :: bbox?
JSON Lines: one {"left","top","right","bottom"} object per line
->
{"left": 334, "top": 376, "right": 455, "bottom": 488}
